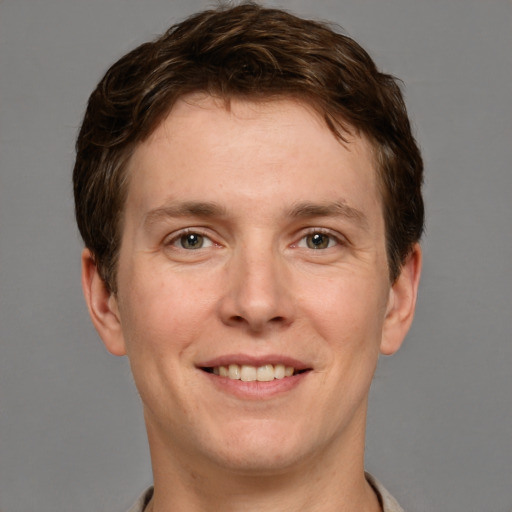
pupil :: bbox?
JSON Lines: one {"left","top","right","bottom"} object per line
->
{"left": 182, "top": 233, "right": 203, "bottom": 249}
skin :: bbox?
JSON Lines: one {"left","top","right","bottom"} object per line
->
{"left": 82, "top": 95, "right": 421, "bottom": 512}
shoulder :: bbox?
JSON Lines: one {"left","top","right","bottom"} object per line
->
{"left": 126, "top": 487, "right": 154, "bottom": 512}
{"left": 127, "top": 479, "right": 403, "bottom": 512}
{"left": 365, "top": 472, "right": 405, "bottom": 512}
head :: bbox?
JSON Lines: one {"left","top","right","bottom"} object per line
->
{"left": 75, "top": 4, "right": 424, "bottom": 484}
{"left": 73, "top": 2, "right": 423, "bottom": 294}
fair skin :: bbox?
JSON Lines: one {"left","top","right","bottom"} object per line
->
{"left": 82, "top": 95, "right": 421, "bottom": 512}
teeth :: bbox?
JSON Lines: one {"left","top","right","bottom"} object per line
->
{"left": 256, "top": 364, "right": 274, "bottom": 382}
{"left": 274, "top": 364, "right": 285, "bottom": 379}
{"left": 228, "top": 364, "right": 240, "bottom": 380}
{"left": 241, "top": 365, "right": 257, "bottom": 382}
{"left": 212, "top": 363, "right": 295, "bottom": 381}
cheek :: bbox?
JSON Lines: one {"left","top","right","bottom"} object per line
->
{"left": 116, "top": 277, "right": 207, "bottom": 412}
{"left": 302, "top": 272, "right": 389, "bottom": 352}
{"left": 118, "top": 268, "right": 217, "bottom": 358}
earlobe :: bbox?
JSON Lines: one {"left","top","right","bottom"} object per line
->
{"left": 380, "top": 244, "right": 422, "bottom": 356}
{"left": 81, "top": 249, "right": 127, "bottom": 356}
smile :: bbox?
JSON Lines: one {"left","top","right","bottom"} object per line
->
{"left": 203, "top": 364, "right": 305, "bottom": 382}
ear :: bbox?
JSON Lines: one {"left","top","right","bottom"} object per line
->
{"left": 81, "top": 248, "right": 126, "bottom": 356}
{"left": 380, "top": 244, "right": 422, "bottom": 356}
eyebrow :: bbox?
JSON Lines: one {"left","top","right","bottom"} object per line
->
{"left": 143, "top": 199, "right": 368, "bottom": 229}
{"left": 287, "top": 200, "right": 369, "bottom": 229}
{"left": 144, "top": 201, "right": 227, "bottom": 227}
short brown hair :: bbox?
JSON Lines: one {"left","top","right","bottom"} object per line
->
{"left": 73, "top": 2, "right": 424, "bottom": 292}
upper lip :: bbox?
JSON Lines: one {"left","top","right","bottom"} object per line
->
{"left": 197, "top": 354, "right": 311, "bottom": 371}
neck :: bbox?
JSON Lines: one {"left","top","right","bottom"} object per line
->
{"left": 147, "top": 471, "right": 380, "bottom": 512}
{"left": 145, "top": 407, "right": 381, "bottom": 512}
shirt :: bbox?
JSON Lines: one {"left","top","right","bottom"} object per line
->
{"left": 127, "top": 473, "right": 404, "bottom": 512}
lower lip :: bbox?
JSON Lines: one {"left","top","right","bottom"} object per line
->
{"left": 201, "top": 370, "right": 310, "bottom": 400}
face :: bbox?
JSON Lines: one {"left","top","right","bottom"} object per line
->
{"left": 84, "top": 95, "right": 420, "bottom": 476}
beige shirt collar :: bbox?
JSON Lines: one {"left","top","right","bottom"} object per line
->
{"left": 129, "top": 473, "right": 404, "bottom": 512}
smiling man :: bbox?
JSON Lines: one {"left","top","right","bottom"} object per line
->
{"left": 73, "top": 4, "right": 423, "bottom": 512}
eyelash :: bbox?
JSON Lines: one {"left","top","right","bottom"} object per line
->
{"left": 294, "top": 229, "right": 345, "bottom": 250}
{"left": 163, "top": 227, "right": 345, "bottom": 252}
{"left": 165, "top": 229, "right": 216, "bottom": 250}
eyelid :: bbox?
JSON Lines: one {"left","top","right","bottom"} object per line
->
{"left": 162, "top": 226, "right": 346, "bottom": 249}
{"left": 292, "top": 227, "right": 347, "bottom": 249}
{"left": 164, "top": 227, "right": 217, "bottom": 249}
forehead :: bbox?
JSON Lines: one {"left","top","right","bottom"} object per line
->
{"left": 125, "top": 94, "right": 382, "bottom": 223}
{"left": 146, "top": 93, "right": 373, "bottom": 150}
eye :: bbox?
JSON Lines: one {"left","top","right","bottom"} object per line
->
{"left": 170, "top": 232, "right": 214, "bottom": 250}
{"left": 297, "top": 231, "right": 339, "bottom": 250}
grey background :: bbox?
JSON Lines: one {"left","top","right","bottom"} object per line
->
{"left": 1, "top": 0, "right": 511, "bottom": 511}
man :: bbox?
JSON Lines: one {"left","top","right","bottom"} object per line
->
{"left": 73, "top": 3, "right": 423, "bottom": 511}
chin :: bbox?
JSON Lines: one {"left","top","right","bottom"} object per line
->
{"left": 201, "top": 420, "right": 321, "bottom": 475}
{"left": 211, "top": 447, "right": 307, "bottom": 476}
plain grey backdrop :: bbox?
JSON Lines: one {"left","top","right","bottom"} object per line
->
{"left": 1, "top": 1, "right": 511, "bottom": 511}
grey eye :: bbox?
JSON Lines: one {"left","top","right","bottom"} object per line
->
{"left": 180, "top": 233, "right": 205, "bottom": 249}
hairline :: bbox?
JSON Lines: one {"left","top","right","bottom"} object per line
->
{"left": 105, "top": 90, "right": 391, "bottom": 294}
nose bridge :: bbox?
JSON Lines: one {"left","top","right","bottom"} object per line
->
{"left": 221, "top": 231, "right": 293, "bottom": 331}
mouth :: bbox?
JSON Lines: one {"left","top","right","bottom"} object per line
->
{"left": 201, "top": 364, "right": 310, "bottom": 382}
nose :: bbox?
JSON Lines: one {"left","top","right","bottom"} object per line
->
{"left": 218, "top": 239, "right": 295, "bottom": 333}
